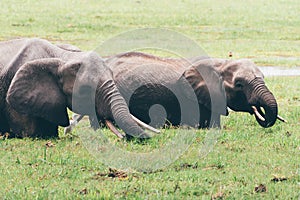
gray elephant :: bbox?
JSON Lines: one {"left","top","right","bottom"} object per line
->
{"left": 104, "top": 52, "right": 227, "bottom": 128}
{"left": 104, "top": 52, "right": 284, "bottom": 128}
{"left": 0, "top": 38, "right": 155, "bottom": 138}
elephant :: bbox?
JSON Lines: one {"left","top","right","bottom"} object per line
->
{"left": 103, "top": 52, "right": 228, "bottom": 128}
{"left": 102, "top": 51, "right": 284, "bottom": 129}
{"left": 0, "top": 38, "right": 156, "bottom": 139}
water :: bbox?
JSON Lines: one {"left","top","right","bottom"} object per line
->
{"left": 259, "top": 66, "right": 300, "bottom": 77}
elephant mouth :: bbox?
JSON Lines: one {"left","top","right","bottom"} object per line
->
{"left": 251, "top": 105, "right": 286, "bottom": 124}
{"left": 251, "top": 106, "right": 266, "bottom": 122}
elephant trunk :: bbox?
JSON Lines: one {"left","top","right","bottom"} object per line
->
{"left": 96, "top": 80, "right": 151, "bottom": 138}
{"left": 249, "top": 77, "right": 278, "bottom": 128}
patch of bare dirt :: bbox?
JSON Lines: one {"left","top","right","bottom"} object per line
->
{"left": 254, "top": 184, "right": 267, "bottom": 193}
{"left": 271, "top": 175, "right": 288, "bottom": 182}
{"left": 92, "top": 168, "right": 129, "bottom": 180}
{"left": 175, "top": 162, "right": 198, "bottom": 171}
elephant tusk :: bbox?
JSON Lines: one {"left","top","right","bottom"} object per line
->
{"left": 252, "top": 106, "right": 265, "bottom": 122}
{"left": 64, "top": 114, "right": 84, "bottom": 134}
{"left": 277, "top": 115, "right": 287, "bottom": 123}
{"left": 64, "top": 126, "right": 73, "bottom": 135}
{"left": 73, "top": 114, "right": 84, "bottom": 122}
{"left": 131, "top": 114, "right": 160, "bottom": 133}
{"left": 105, "top": 120, "right": 124, "bottom": 139}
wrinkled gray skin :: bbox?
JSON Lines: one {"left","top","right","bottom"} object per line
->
{"left": 105, "top": 52, "right": 228, "bottom": 128}
{"left": 0, "top": 38, "right": 149, "bottom": 138}
{"left": 105, "top": 52, "right": 278, "bottom": 128}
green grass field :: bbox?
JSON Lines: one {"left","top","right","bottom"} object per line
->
{"left": 0, "top": 0, "right": 299, "bottom": 199}
{"left": 1, "top": 0, "right": 300, "bottom": 66}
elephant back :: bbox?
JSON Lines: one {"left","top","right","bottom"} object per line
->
{"left": 106, "top": 52, "right": 187, "bottom": 95}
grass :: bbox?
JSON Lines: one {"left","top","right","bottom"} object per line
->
{"left": 1, "top": 77, "right": 299, "bottom": 199}
{"left": 0, "top": 0, "right": 299, "bottom": 66}
{"left": 0, "top": 0, "right": 299, "bottom": 199}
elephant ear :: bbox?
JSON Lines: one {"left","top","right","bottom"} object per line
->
{"left": 6, "top": 58, "right": 70, "bottom": 126}
{"left": 180, "top": 62, "right": 228, "bottom": 115}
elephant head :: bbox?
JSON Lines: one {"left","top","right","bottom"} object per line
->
{"left": 218, "top": 59, "right": 278, "bottom": 127}
{"left": 178, "top": 60, "right": 228, "bottom": 128}
{"left": 6, "top": 52, "right": 152, "bottom": 138}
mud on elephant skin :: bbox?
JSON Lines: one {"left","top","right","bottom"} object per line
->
{"left": 0, "top": 38, "right": 154, "bottom": 138}
{"left": 105, "top": 52, "right": 284, "bottom": 128}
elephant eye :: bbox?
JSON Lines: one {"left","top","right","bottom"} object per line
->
{"left": 235, "top": 81, "right": 244, "bottom": 89}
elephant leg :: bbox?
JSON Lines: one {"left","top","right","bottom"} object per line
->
{"left": 130, "top": 104, "right": 152, "bottom": 125}
{"left": 127, "top": 85, "right": 181, "bottom": 128}
{"left": 0, "top": 112, "right": 10, "bottom": 135}
{"left": 209, "top": 112, "right": 221, "bottom": 128}
{"left": 9, "top": 117, "right": 58, "bottom": 138}
{"left": 165, "top": 102, "right": 181, "bottom": 127}
{"left": 6, "top": 108, "right": 34, "bottom": 138}
{"left": 199, "top": 105, "right": 211, "bottom": 128}
{"left": 7, "top": 107, "right": 58, "bottom": 138}
{"left": 89, "top": 116, "right": 100, "bottom": 130}
{"left": 129, "top": 102, "right": 180, "bottom": 128}
{"left": 34, "top": 118, "right": 58, "bottom": 138}
{"left": 199, "top": 106, "right": 221, "bottom": 129}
